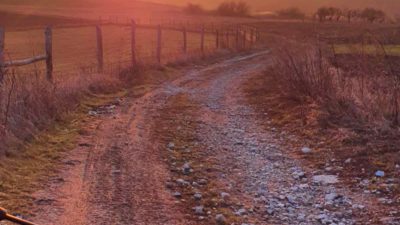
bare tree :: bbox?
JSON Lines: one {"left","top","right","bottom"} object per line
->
{"left": 216, "top": 1, "right": 250, "bottom": 17}
{"left": 361, "top": 8, "right": 386, "bottom": 23}
{"left": 184, "top": 3, "right": 205, "bottom": 15}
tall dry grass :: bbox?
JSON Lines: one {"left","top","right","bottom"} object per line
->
{"left": 0, "top": 68, "right": 122, "bottom": 156}
{"left": 269, "top": 41, "right": 400, "bottom": 130}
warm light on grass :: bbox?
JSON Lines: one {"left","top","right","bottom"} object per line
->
{"left": 333, "top": 44, "right": 400, "bottom": 56}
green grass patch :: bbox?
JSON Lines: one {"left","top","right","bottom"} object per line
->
{"left": 333, "top": 44, "right": 400, "bottom": 56}
{"left": 0, "top": 90, "right": 126, "bottom": 216}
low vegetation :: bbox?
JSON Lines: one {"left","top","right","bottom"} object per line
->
{"left": 316, "top": 7, "right": 387, "bottom": 23}
{"left": 183, "top": 1, "right": 251, "bottom": 18}
{"left": 276, "top": 7, "right": 306, "bottom": 20}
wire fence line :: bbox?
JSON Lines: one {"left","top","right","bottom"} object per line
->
{"left": 0, "top": 19, "right": 261, "bottom": 83}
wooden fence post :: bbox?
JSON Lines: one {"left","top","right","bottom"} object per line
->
{"left": 157, "top": 25, "right": 162, "bottom": 64}
{"left": 45, "top": 27, "right": 53, "bottom": 81}
{"left": 243, "top": 29, "right": 247, "bottom": 49}
{"left": 200, "top": 26, "right": 205, "bottom": 54}
{"left": 96, "top": 25, "right": 104, "bottom": 73}
{"left": 216, "top": 30, "right": 220, "bottom": 49}
{"left": 131, "top": 19, "right": 137, "bottom": 67}
{"left": 226, "top": 30, "right": 230, "bottom": 49}
{"left": 0, "top": 27, "right": 5, "bottom": 83}
{"left": 236, "top": 26, "right": 240, "bottom": 50}
{"left": 183, "top": 27, "right": 187, "bottom": 53}
{"left": 250, "top": 28, "right": 254, "bottom": 47}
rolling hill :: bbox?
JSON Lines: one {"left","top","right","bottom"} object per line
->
{"left": 150, "top": 0, "right": 400, "bottom": 16}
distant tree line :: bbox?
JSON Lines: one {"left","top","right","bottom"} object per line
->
{"left": 183, "top": 1, "right": 251, "bottom": 17}
{"left": 315, "top": 7, "right": 386, "bottom": 23}
{"left": 274, "top": 6, "right": 387, "bottom": 23}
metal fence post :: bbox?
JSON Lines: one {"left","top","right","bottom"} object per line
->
{"left": 45, "top": 27, "right": 53, "bottom": 81}
{"left": 96, "top": 25, "right": 103, "bottom": 73}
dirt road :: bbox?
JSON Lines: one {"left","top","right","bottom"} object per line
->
{"left": 31, "top": 51, "right": 386, "bottom": 225}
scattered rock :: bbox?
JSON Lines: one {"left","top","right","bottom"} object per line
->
{"left": 344, "top": 158, "right": 352, "bottom": 164}
{"left": 325, "top": 193, "right": 339, "bottom": 202}
{"left": 286, "top": 195, "right": 296, "bottom": 204}
{"left": 375, "top": 170, "right": 385, "bottom": 177}
{"left": 235, "top": 208, "right": 247, "bottom": 216}
{"left": 215, "top": 214, "right": 227, "bottom": 225}
{"left": 198, "top": 179, "right": 208, "bottom": 185}
{"left": 194, "top": 193, "right": 202, "bottom": 201}
{"left": 292, "top": 171, "right": 306, "bottom": 180}
{"left": 167, "top": 142, "right": 175, "bottom": 149}
{"left": 266, "top": 208, "right": 274, "bottom": 215}
{"left": 194, "top": 206, "right": 204, "bottom": 215}
{"left": 301, "top": 147, "right": 312, "bottom": 154}
{"left": 182, "top": 163, "right": 191, "bottom": 175}
{"left": 173, "top": 192, "right": 182, "bottom": 199}
{"left": 176, "top": 179, "right": 189, "bottom": 186}
{"left": 312, "top": 175, "right": 339, "bottom": 185}
{"left": 220, "top": 192, "right": 230, "bottom": 200}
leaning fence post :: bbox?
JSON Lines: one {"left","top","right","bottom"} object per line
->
{"left": 131, "top": 19, "right": 137, "bottom": 67}
{"left": 200, "top": 26, "right": 205, "bottom": 54}
{"left": 157, "top": 25, "right": 162, "bottom": 64}
{"left": 45, "top": 27, "right": 53, "bottom": 81}
{"left": 0, "top": 27, "right": 5, "bottom": 83}
{"left": 96, "top": 25, "right": 104, "bottom": 73}
{"left": 183, "top": 27, "right": 187, "bottom": 53}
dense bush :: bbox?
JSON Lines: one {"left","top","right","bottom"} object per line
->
{"left": 216, "top": 1, "right": 250, "bottom": 17}
{"left": 183, "top": 3, "right": 205, "bottom": 15}
{"left": 316, "top": 7, "right": 386, "bottom": 23}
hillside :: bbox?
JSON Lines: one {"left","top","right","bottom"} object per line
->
{"left": 0, "top": 0, "right": 180, "bottom": 20}
{"left": 152, "top": 0, "right": 400, "bottom": 16}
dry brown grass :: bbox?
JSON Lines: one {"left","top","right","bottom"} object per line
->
{"left": 0, "top": 68, "right": 123, "bottom": 156}
{"left": 269, "top": 40, "right": 400, "bottom": 130}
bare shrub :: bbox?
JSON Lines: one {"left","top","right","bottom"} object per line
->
{"left": 0, "top": 69, "right": 122, "bottom": 155}
{"left": 270, "top": 42, "right": 400, "bottom": 129}
{"left": 216, "top": 1, "right": 250, "bottom": 17}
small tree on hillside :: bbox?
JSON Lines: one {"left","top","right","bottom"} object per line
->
{"left": 344, "top": 9, "right": 361, "bottom": 23}
{"left": 316, "top": 7, "right": 330, "bottom": 22}
{"left": 361, "top": 8, "right": 386, "bottom": 23}
{"left": 216, "top": 1, "right": 250, "bottom": 17}
{"left": 236, "top": 1, "right": 250, "bottom": 17}
{"left": 184, "top": 3, "right": 205, "bottom": 14}
{"left": 277, "top": 7, "right": 306, "bottom": 20}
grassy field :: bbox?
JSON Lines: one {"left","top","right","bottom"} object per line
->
{"left": 4, "top": 20, "right": 220, "bottom": 75}
{"left": 333, "top": 44, "right": 400, "bottom": 56}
